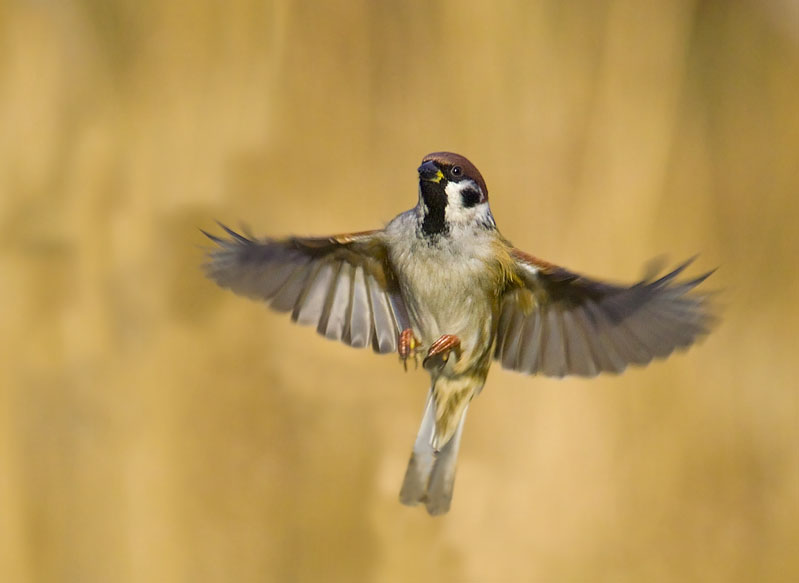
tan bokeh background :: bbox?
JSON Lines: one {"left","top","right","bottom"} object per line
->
{"left": 2, "top": 0, "right": 798, "bottom": 581}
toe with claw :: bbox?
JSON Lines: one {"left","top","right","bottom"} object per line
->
{"left": 398, "top": 328, "right": 420, "bottom": 371}
{"left": 423, "top": 334, "right": 462, "bottom": 372}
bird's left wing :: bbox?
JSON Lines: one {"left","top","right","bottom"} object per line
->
{"left": 494, "top": 249, "right": 715, "bottom": 377}
{"left": 203, "top": 225, "right": 409, "bottom": 353}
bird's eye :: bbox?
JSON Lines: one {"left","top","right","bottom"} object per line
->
{"left": 450, "top": 166, "right": 463, "bottom": 178}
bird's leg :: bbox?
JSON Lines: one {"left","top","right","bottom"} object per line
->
{"left": 398, "top": 328, "right": 420, "bottom": 371}
{"left": 423, "top": 334, "right": 462, "bottom": 371}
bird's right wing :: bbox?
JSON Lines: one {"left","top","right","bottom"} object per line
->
{"left": 203, "top": 225, "right": 410, "bottom": 353}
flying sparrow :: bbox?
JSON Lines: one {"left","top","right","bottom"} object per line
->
{"left": 203, "top": 152, "right": 713, "bottom": 516}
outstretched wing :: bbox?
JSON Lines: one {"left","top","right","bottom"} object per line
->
{"left": 494, "top": 249, "right": 715, "bottom": 377}
{"left": 203, "top": 225, "right": 410, "bottom": 353}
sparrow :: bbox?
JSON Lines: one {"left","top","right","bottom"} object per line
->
{"left": 203, "top": 152, "right": 714, "bottom": 516}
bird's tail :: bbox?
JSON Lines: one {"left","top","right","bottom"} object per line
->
{"left": 399, "top": 389, "right": 469, "bottom": 516}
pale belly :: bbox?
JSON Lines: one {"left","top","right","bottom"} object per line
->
{"left": 384, "top": 210, "right": 503, "bottom": 366}
{"left": 397, "top": 258, "right": 496, "bottom": 357}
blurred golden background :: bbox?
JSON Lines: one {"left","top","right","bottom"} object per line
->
{"left": 2, "top": 0, "right": 798, "bottom": 581}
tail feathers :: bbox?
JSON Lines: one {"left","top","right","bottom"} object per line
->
{"left": 399, "top": 391, "right": 469, "bottom": 516}
{"left": 399, "top": 392, "right": 436, "bottom": 506}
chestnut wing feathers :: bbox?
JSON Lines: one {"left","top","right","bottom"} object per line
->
{"left": 495, "top": 250, "right": 714, "bottom": 377}
{"left": 203, "top": 225, "right": 409, "bottom": 354}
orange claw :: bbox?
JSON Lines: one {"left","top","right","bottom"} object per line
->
{"left": 423, "top": 334, "right": 461, "bottom": 371}
{"left": 398, "top": 328, "right": 420, "bottom": 371}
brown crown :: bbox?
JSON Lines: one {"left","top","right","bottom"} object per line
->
{"left": 422, "top": 152, "right": 488, "bottom": 200}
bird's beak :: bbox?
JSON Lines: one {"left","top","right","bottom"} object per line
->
{"left": 418, "top": 160, "right": 445, "bottom": 183}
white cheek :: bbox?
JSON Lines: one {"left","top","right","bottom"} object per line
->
{"left": 444, "top": 180, "right": 489, "bottom": 225}
{"left": 443, "top": 179, "right": 470, "bottom": 201}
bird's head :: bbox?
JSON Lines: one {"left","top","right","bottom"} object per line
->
{"left": 416, "top": 152, "right": 493, "bottom": 236}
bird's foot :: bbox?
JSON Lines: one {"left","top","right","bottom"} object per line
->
{"left": 423, "top": 334, "right": 462, "bottom": 371}
{"left": 398, "top": 328, "right": 421, "bottom": 371}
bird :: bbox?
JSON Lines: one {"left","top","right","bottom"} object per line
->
{"left": 203, "top": 151, "right": 714, "bottom": 516}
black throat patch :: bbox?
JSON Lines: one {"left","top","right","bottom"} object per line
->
{"left": 420, "top": 180, "right": 448, "bottom": 237}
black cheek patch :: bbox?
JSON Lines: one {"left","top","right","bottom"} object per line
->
{"left": 460, "top": 187, "right": 482, "bottom": 208}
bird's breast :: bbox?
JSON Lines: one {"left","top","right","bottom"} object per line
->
{"left": 387, "top": 227, "right": 503, "bottom": 358}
